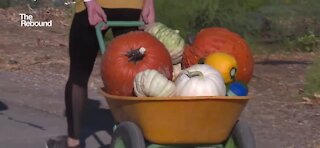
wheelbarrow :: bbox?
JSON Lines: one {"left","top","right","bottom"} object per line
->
{"left": 95, "top": 21, "right": 255, "bottom": 148}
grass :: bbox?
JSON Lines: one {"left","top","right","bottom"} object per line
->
{"left": 155, "top": 0, "right": 220, "bottom": 38}
{"left": 154, "top": 0, "right": 320, "bottom": 53}
{"left": 304, "top": 56, "right": 320, "bottom": 98}
{"left": 0, "top": 0, "right": 10, "bottom": 8}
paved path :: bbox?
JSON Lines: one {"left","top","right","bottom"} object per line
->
{"left": 0, "top": 71, "right": 114, "bottom": 148}
{"left": 0, "top": 99, "right": 114, "bottom": 148}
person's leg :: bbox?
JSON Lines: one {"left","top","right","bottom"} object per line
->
{"left": 65, "top": 9, "right": 109, "bottom": 147}
{"left": 46, "top": 10, "right": 108, "bottom": 148}
{"left": 47, "top": 9, "right": 101, "bottom": 148}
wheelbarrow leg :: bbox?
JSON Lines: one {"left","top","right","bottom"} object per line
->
{"left": 110, "top": 122, "right": 146, "bottom": 148}
{"left": 226, "top": 120, "right": 256, "bottom": 148}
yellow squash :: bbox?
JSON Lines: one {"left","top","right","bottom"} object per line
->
{"left": 204, "top": 52, "right": 238, "bottom": 84}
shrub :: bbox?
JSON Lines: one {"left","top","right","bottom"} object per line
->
{"left": 155, "top": 0, "right": 320, "bottom": 52}
{"left": 304, "top": 56, "right": 320, "bottom": 98}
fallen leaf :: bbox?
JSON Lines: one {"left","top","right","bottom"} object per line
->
{"left": 313, "top": 93, "right": 320, "bottom": 99}
{"left": 301, "top": 97, "right": 313, "bottom": 105}
{"left": 298, "top": 88, "right": 304, "bottom": 94}
{"left": 8, "top": 59, "right": 18, "bottom": 65}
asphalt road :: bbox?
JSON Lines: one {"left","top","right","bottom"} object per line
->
{"left": 0, "top": 72, "right": 113, "bottom": 148}
{"left": 0, "top": 99, "right": 114, "bottom": 148}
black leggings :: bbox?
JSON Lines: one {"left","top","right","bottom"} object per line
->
{"left": 65, "top": 8, "right": 141, "bottom": 139}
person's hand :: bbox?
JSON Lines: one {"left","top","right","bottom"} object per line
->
{"left": 140, "top": 0, "right": 155, "bottom": 25}
{"left": 85, "top": 0, "right": 107, "bottom": 30}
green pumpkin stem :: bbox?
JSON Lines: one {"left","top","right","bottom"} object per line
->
{"left": 126, "top": 47, "right": 146, "bottom": 63}
{"left": 186, "top": 71, "right": 204, "bottom": 78}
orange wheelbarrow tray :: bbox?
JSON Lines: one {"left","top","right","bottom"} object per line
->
{"left": 100, "top": 89, "right": 250, "bottom": 145}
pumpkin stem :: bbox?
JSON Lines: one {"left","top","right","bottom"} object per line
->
{"left": 126, "top": 47, "right": 146, "bottom": 63}
{"left": 198, "top": 58, "right": 205, "bottom": 64}
{"left": 186, "top": 71, "right": 204, "bottom": 78}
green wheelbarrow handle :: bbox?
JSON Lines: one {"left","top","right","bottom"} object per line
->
{"left": 95, "top": 21, "right": 145, "bottom": 54}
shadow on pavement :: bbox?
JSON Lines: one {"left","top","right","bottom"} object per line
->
{"left": 80, "top": 98, "right": 114, "bottom": 148}
{"left": 0, "top": 101, "right": 8, "bottom": 111}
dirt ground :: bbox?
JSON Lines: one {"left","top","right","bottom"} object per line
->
{"left": 0, "top": 7, "right": 319, "bottom": 148}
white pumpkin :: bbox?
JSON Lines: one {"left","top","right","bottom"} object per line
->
{"left": 172, "top": 63, "right": 182, "bottom": 81}
{"left": 134, "top": 69, "right": 176, "bottom": 97}
{"left": 145, "top": 22, "right": 185, "bottom": 64}
{"left": 175, "top": 64, "right": 226, "bottom": 96}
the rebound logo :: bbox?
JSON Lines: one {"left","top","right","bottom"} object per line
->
{"left": 19, "top": 13, "right": 52, "bottom": 27}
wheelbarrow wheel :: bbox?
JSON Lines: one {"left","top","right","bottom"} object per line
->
{"left": 229, "top": 120, "right": 256, "bottom": 148}
{"left": 110, "top": 122, "right": 145, "bottom": 148}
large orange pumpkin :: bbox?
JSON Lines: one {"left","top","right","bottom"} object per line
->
{"left": 181, "top": 45, "right": 199, "bottom": 67}
{"left": 182, "top": 27, "right": 254, "bottom": 83}
{"left": 101, "top": 31, "right": 173, "bottom": 96}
